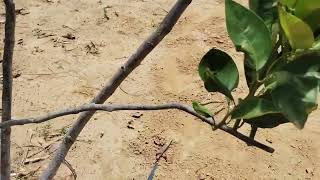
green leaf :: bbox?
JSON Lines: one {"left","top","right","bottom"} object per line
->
{"left": 281, "top": 51, "right": 320, "bottom": 74}
{"left": 244, "top": 54, "right": 256, "bottom": 88}
{"left": 268, "top": 72, "right": 319, "bottom": 129}
{"left": 295, "top": 0, "right": 320, "bottom": 19}
{"left": 244, "top": 113, "right": 289, "bottom": 128}
{"left": 198, "top": 48, "right": 239, "bottom": 99}
{"left": 279, "top": 7, "right": 315, "bottom": 49}
{"left": 225, "top": 0, "right": 272, "bottom": 70}
{"left": 249, "top": 0, "right": 279, "bottom": 47}
{"left": 231, "top": 97, "right": 279, "bottom": 119}
{"left": 303, "top": 9, "right": 320, "bottom": 32}
{"left": 249, "top": 0, "right": 278, "bottom": 31}
{"left": 269, "top": 50, "right": 320, "bottom": 75}
{"left": 192, "top": 101, "right": 213, "bottom": 118}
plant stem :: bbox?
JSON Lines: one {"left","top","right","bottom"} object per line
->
{"left": 249, "top": 126, "right": 258, "bottom": 139}
{"left": 233, "top": 119, "right": 241, "bottom": 130}
{"left": 211, "top": 108, "right": 234, "bottom": 130}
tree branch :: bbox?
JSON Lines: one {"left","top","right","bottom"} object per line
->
{"left": 41, "top": 0, "right": 192, "bottom": 179}
{"left": 0, "top": 103, "right": 274, "bottom": 153}
{"left": 2, "top": 103, "right": 210, "bottom": 127}
{"left": 1, "top": 0, "right": 16, "bottom": 179}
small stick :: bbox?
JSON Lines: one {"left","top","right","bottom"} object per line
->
{"left": 24, "top": 155, "right": 50, "bottom": 165}
{"left": 63, "top": 159, "right": 77, "bottom": 180}
{"left": 155, "top": 140, "right": 173, "bottom": 163}
{"left": 148, "top": 140, "right": 173, "bottom": 180}
{"left": 27, "top": 137, "right": 63, "bottom": 158}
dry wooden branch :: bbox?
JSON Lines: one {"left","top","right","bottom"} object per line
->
{"left": 0, "top": 102, "right": 274, "bottom": 153}
{"left": 1, "top": 0, "right": 16, "bottom": 179}
{"left": 41, "top": 0, "right": 192, "bottom": 179}
{"left": 2, "top": 103, "right": 207, "bottom": 128}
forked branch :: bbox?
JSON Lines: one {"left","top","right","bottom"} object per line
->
{"left": 41, "top": 0, "right": 193, "bottom": 179}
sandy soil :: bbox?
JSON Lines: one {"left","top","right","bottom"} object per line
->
{"left": 0, "top": 0, "right": 319, "bottom": 179}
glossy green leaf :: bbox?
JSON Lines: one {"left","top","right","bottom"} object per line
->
{"left": 192, "top": 101, "right": 213, "bottom": 118}
{"left": 244, "top": 113, "right": 289, "bottom": 128}
{"left": 279, "top": 7, "right": 315, "bottom": 49}
{"left": 269, "top": 51, "right": 320, "bottom": 75}
{"left": 249, "top": 0, "right": 278, "bottom": 31}
{"left": 249, "top": 0, "right": 279, "bottom": 47}
{"left": 281, "top": 51, "right": 320, "bottom": 74}
{"left": 268, "top": 72, "right": 319, "bottom": 129}
{"left": 198, "top": 48, "right": 239, "bottom": 99}
{"left": 231, "top": 97, "right": 279, "bottom": 119}
{"left": 295, "top": 0, "right": 320, "bottom": 19}
{"left": 226, "top": 0, "right": 272, "bottom": 70}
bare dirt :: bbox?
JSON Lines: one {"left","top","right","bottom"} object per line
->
{"left": 0, "top": 0, "right": 319, "bottom": 179}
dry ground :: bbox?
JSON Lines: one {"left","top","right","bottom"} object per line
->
{"left": 0, "top": 0, "right": 319, "bottom": 179}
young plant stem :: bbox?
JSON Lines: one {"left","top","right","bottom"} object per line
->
{"left": 211, "top": 108, "right": 234, "bottom": 131}
{"left": 1, "top": 0, "right": 16, "bottom": 179}
{"left": 232, "top": 119, "right": 241, "bottom": 130}
{"left": 232, "top": 80, "right": 260, "bottom": 131}
{"left": 249, "top": 125, "right": 258, "bottom": 139}
{"left": 40, "top": 1, "right": 192, "bottom": 179}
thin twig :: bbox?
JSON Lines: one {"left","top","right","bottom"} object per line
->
{"left": 1, "top": 0, "right": 16, "bottom": 179}
{"left": 27, "top": 137, "right": 63, "bottom": 158}
{"left": 148, "top": 140, "right": 173, "bottom": 180}
{"left": 155, "top": 140, "right": 173, "bottom": 163}
{"left": 24, "top": 155, "right": 50, "bottom": 165}
{"left": 63, "top": 159, "right": 77, "bottom": 180}
{"left": 0, "top": 103, "right": 274, "bottom": 153}
{"left": 119, "top": 86, "right": 141, "bottom": 97}
{"left": 41, "top": 1, "right": 192, "bottom": 179}
{"left": 200, "top": 101, "right": 224, "bottom": 106}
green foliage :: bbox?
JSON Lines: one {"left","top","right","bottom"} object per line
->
{"left": 225, "top": 0, "right": 272, "bottom": 70}
{"left": 231, "top": 97, "right": 279, "bottom": 119}
{"left": 244, "top": 113, "right": 289, "bottom": 128}
{"left": 295, "top": 0, "right": 320, "bottom": 19}
{"left": 272, "top": 51, "right": 320, "bottom": 74}
{"left": 249, "top": 0, "right": 279, "bottom": 46}
{"left": 198, "top": 48, "right": 239, "bottom": 99}
{"left": 193, "top": 0, "right": 320, "bottom": 133}
{"left": 303, "top": 9, "right": 320, "bottom": 32}
{"left": 279, "top": 7, "right": 314, "bottom": 49}
{"left": 249, "top": 0, "right": 278, "bottom": 31}
{"left": 269, "top": 72, "right": 319, "bottom": 129}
